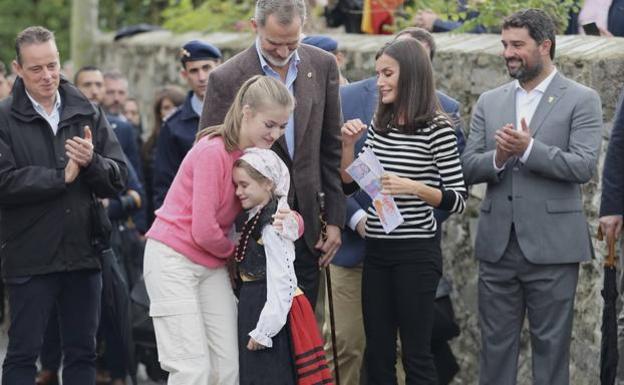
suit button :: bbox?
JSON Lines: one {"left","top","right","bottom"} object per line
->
{"left": 65, "top": 208, "right": 71, "bottom": 214}
{"left": 507, "top": 195, "right": 513, "bottom": 201}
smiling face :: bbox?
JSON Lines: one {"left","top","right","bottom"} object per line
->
{"left": 375, "top": 53, "right": 400, "bottom": 105}
{"left": 253, "top": 14, "right": 302, "bottom": 69}
{"left": 13, "top": 40, "right": 60, "bottom": 106}
{"left": 501, "top": 27, "right": 549, "bottom": 84}
{"left": 239, "top": 104, "right": 290, "bottom": 150}
{"left": 233, "top": 166, "right": 273, "bottom": 209}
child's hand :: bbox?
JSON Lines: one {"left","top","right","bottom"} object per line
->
{"left": 247, "top": 337, "right": 267, "bottom": 351}
{"left": 272, "top": 207, "right": 291, "bottom": 232}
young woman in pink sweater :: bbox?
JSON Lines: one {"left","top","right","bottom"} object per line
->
{"left": 143, "top": 75, "right": 295, "bottom": 385}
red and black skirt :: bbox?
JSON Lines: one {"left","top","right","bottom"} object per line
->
{"left": 288, "top": 293, "right": 334, "bottom": 385}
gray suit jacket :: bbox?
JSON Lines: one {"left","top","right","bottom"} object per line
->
{"left": 461, "top": 72, "right": 602, "bottom": 264}
{"left": 199, "top": 44, "right": 345, "bottom": 252}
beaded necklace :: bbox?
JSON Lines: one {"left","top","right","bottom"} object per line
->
{"left": 234, "top": 210, "right": 263, "bottom": 263}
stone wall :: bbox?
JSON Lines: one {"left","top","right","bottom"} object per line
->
{"left": 95, "top": 31, "right": 624, "bottom": 384}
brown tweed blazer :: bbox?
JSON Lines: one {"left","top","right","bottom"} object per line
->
{"left": 199, "top": 44, "right": 346, "bottom": 252}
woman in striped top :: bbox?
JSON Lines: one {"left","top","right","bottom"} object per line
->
{"left": 341, "top": 38, "right": 467, "bottom": 384}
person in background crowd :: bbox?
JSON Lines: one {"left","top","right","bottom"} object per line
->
{"left": 77, "top": 66, "right": 146, "bottom": 233}
{"left": 101, "top": 70, "right": 143, "bottom": 179}
{"left": 103, "top": 70, "right": 129, "bottom": 121}
{"left": 578, "top": 0, "right": 624, "bottom": 36}
{"left": 411, "top": 0, "right": 486, "bottom": 33}
{"left": 142, "top": 85, "right": 185, "bottom": 228}
{"left": 324, "top": 0, "right": 363, "bottom": 33}
{"left": 0, "top": 26, "right": 127, "bottom": 385}
{"left": 152, "top": 40, "right": 222, "bottom": 210}
{"left": 301, "top": 35, "right": 349, "bottom": 85}
{"left": 123, "top": 96, "right": 143, "bottom": 148}
{"left": 0, "top": 62, "right": 11, "bottom": 99}
{"left": 5, "top": 73, "right": 16, "bottom": 92}
{"left": 461, "top": 9, "right": 602, "bottom": 385}
{"left": 200, "top": 0, "right": 345, "bottom": 308}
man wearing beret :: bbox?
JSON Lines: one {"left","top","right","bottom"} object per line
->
{"left": 200, "top": 0, "right": 345, "bottom": 308}
{"left": 152, "top": 40, "right": 222, "bottom": 210}
{"left": 301, "top": 35, "right": 348, "bottom": 85}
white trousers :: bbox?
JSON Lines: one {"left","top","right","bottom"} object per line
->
{"left": 143, "top": 239, "right": 239, "bottom": 385}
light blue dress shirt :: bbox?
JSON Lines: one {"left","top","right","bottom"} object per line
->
{"left": 255, "top": 38, "right": 300, "bottom": 159}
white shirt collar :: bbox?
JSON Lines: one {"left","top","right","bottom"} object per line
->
{"left": 25, "top": 89, "right": 61, "bottom": 117}
{"left": 514, "top": 67, "right": 558, "bottom": 94}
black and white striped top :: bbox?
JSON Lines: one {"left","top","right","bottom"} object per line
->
{"left": 363, "top": 114, "right": 467, "bottom": 239}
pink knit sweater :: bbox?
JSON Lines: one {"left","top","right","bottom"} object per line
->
{"left": 146, "top": 136, "right": 243, "bottom": 268}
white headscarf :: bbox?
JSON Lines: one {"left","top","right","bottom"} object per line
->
{"left": 239, "top": 147, "right": 291, "bottom": 219}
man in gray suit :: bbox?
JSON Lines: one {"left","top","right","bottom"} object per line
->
{"left": 199, "top": 0, "right": 344, "bottom": 307}
{"left": 461, "top": 9, "right": 602, "bottom": 385}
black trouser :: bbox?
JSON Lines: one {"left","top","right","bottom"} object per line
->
{"left": 293, "top": 238, "right": 321, "bottom": 307}
{"left": 40, "top": 307, "right": 62, "bottom": 372}
{"left": 38, "top": 289, "right": 128, "bottom": 381}
{"left": 2, "top": 270, "right": 101, "bottom": 385}
{"left": 362, "top": 238, "right": 441, "bottom": 385}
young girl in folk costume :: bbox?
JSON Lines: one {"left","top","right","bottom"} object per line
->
{"left": 233, "top": 148, "right": 333, "bottom": 385}
{"left": 143, "top": 75, "right": 300, "bottom": 385}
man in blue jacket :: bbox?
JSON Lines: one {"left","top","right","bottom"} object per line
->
{"left": 152, "top": 40, "right": 222, "bottom": 210}
{"left": 327, "top": 27, "right": 464, "bottom": 385}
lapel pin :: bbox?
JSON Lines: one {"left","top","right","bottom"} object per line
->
{"left": 307, "top": 72, "right": 312, "bottom": 78}
{"left": 548, "top": 96, "right": 554, "bottom": 103}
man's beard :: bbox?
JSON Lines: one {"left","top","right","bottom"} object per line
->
{"left": 507, "top": 56, "right": 543, "bottom": 84}
{"left": 260, "top": 47, "right": 296, "bottom": 68}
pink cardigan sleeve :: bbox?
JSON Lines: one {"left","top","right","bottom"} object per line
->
{"left": 189, "top": 145, "right": 235, "bottom": 259}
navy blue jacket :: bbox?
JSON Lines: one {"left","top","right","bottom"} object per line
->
{"left": 152, "top": 92, "right": 198, "bottom": 210}
{"left": 609, "top": 0, "right": 624, "bottom": 37}
{"left": 107, "top": 115, "right": 143, "bottom": 182}
{"left": 333, "top": 76, "right": 465, "bottom": 268}
{"left": 107, "top": 115, "right": 147, "bottom": 232}
{"left": 600, "top": 86, "right": 624, "bottom": 217}
{"left": 107, "top": 159, "right": 145, "bottom": 223}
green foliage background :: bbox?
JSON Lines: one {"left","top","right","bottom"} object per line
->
{"left": 0, "top": 0, "right": 581, "bottom": 71}
{"left": 162, "top": 0, "right": 254, "bottom": 33}
{"left": 0, "top": 0, "right": 71, "bottom": 69}
{"left": 399, "top": 0, "right": 580, "bottom": 34}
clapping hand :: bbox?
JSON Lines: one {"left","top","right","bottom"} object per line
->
{"left": 65, "top": 125, "right": 94, "bottom": 167}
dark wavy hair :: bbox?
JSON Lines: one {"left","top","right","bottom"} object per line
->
{"left": 502, "top": 9, "right": 556, "bottom": 60}
{"left": 373, "top": 38, "right": 439, "bottom": 135}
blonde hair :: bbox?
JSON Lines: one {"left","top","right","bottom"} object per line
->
{"left": 196, "top": 75, "right": 295, "bottom": 151}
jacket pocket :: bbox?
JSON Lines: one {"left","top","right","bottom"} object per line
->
{"left": 546, "top": 199, "right": 583, "bottom": 213}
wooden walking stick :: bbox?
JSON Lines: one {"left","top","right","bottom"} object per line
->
{"left": 318, "top": 192, "right": 341, "bottom": 385}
